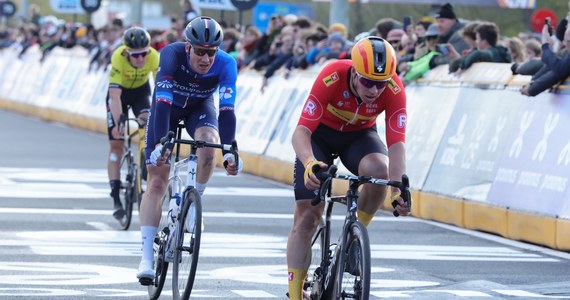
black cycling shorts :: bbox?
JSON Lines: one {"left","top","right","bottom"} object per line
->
{"left": 144, "top": 97, "right": 218, "bottom": 165}
{"left": 106, "top": 82, "right": 151, "bottom": 140}
{"left": 293, "top": 124, "right": 388, "bottom": 200}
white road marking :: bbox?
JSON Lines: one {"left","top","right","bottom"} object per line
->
{"left": 493, "top": 289, "right": 568, "bottom": 298}
{"left": 232, "top": 290, "right": 277, "bottom": 297}
{"left": 0, "top": 168, "right": 293, "bottom": 198}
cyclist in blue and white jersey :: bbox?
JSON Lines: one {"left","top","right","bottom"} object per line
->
{"left": 136, "top": 16, "right": 242, "bottom": 284}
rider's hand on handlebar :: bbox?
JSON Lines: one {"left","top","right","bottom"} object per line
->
{"left": 391, "top": 192, "right": 410, "bottom": 217}
{"left": 303, "top": 158, "right": 327, "bottom": 190}
{"left": 223, "top": 153, "right": 243, "bottom": 176}
{"left": 150, "top": 144, "right": 170, "bottom": 166}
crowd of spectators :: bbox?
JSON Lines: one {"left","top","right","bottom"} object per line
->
{"left": 1, "top": 1, "right": 569, "bottom": 96}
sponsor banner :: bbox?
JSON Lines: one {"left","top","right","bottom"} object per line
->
{"left": 422, "top": 89, "right": 524, "bottom": 201}
{"left": 195, "top": 0, "right": 237, "bottom": 11}
{"left": 487, "top": 93, "right": 570, "bottom": 218}
{"left": 404, "top": 85, "right": 459, "bottom": 190}
{"left": 49, "top": 0, "right": 86, "bottom": 14}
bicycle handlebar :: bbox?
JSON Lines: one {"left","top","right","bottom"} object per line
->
{"left": 310, "top": 164, "right": 412, "bottom": 217}
{"left": 158, "top": 131, "right": 240, "bottom": 170}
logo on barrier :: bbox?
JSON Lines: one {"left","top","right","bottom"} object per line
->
{"left": 559, "top": 142, "right": 570, "bottom": 166}
{"left": 532, "top": 112, "right": 558, "bottom": 162}
{"left": 509, "top": 111, "right": 534, "bottom": 158}
{"left": 488, "top": 116, "right": 507, "bottom": 153}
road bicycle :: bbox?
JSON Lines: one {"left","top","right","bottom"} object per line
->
{"left": 306, "top": 164, "right": 411, "bottom": 300}
{"left": 117, "top": 113, "right": 146, "bottom": 230}
{"left": 147, "top": 125, "right": 239, "bottom": 300}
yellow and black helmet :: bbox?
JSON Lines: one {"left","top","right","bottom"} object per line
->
{"left": 123, "top": 26, "right": 151, "bottom": 50}
{"left": 351, "top": 36, "right": 397, "bottom": 81}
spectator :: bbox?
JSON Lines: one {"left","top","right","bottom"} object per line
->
{"left": 222, "top": 27, "right": 241, "bottom": 58}
{"left": 447, "top": 21, "right": 480, "bottom": 73}
{"left": 431, "top": 3, "right": 469, "bottom": 67}
{"left": 386, "top": 28, "right": 405, "bottom": 52}
{"left": 236, "top": 26, "right": 261, "bottom": 70}
{"left": 398, "top": 23, "right": 443, "bottom": 85}
{"left": 374, "top": 18, "right": 401, "bottom": 39}
{"left": 258, "top": 33, "right": 295, "bottom": 93}
{"left": 521, "top": 23, "right": 570, "bottom": 96}
{"left": 315, "top": 32, "right": 349, "bottom": 64}
{"left": 512, "top": 39, "right": 544, "bottom": 76}
{"left": 247, "top": 14, "right": 285, "bottom": 66}
{"left": 504, "top": 37, "right": 526, "bottom": 64}
{"left": 328, "top": 23, "right": 348, "bottom": 39}
{"left": 455, "top": 22, "right": 511, "bottom": 72}
{"left": 180, "top": 0, "right": 199, "bottom": 23}
{"left": 29, "top": 4, "right": 42, "bottom": 26}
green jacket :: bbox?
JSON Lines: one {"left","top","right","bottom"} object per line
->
{"left": 404, "top": 51, "right": 440, "bottom": 82}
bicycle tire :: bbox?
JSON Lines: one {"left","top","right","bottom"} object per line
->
{"left": 119, "top": 153, "right": 135, "bottom": 230}
{"left": 147, "top": 185, "right": 172, "bottom": 299}
{"left": 333, "top": 222, "right": 371, "bottom": 300}
{"left": 136, "top": 147, "right": 146, "bottom": 209}
{"left": 308, "top": 219, "right": 327, "bottom": 299}
{"left": 172, "top": 188, "right": 202, "bottom": 300}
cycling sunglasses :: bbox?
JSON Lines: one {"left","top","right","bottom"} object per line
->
{"left": 191, "top": 46, "right": 218, "bottom": 57}
{"left": 355, "top": 72, "right": 389, "bottom": 89}
{"left": 127, "top": 50, "right": 149, "bottom": 58}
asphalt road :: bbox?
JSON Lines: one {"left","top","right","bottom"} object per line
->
{"left": 1, "top": 108, "right": 569, "bottom": 299}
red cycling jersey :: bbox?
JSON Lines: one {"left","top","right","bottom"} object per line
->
{"left": 298, "top": 60, "right": 407, "bottom": 147}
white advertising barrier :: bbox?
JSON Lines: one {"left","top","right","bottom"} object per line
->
{"left": 234, "top": 71, "right": 304, "bottom": 156}
{"left": 262, "top": 70, "right": 314, "bottom": 162}
{"left": 403, "top": 85, "right": 460, "bottom": 190}
{"left": 0, "top": 46, "right": 109, "bottom": 122}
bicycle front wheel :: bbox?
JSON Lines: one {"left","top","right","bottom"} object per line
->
{"left": 147, "top": 185, "right": 172, "bottom": 300}
{"left": 136, "top": 147, "right": 146, "bottom": 210}
{"left": 308, "top": 219, "right": 332, "bottom": 300}
{"left": 333, "top": 221, "right": 371, "bottom": 300}
{"left": 172, "top": 188, "right": 202, "bottom": 300}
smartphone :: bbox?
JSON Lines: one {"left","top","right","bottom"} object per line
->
{"left": 545, "top": 17, "right": 553, "bottom": 36}
{"left": 403, "top": 16, "right": 412, "bottom": 32}
{"left": 437, "top": 44, "right": 449, "bottom": 55}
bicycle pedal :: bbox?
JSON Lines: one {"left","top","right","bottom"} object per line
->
{"left": 138, "top": 277, "right": 153, "bottom": 286}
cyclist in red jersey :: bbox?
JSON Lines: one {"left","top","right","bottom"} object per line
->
{"left": 286, "top": 36, "right": 410, "bottom": 299}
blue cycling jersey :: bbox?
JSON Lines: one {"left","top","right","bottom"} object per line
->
{"left": 151, "top": 42, "right": 237, "bottom": 145}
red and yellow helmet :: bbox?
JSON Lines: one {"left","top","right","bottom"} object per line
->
{"left": 351, "top": 36, "right": 397, "bottom": 81}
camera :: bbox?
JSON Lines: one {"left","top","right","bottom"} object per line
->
{"left": 545, "top": 17, "right": 553, "bottom": 36}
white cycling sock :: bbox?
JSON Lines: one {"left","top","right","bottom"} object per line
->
{"left": 196, "top": 182, "right": 207, "bottom": 196}
{"left": 141, "top": 226, "right": 157, "bottom": 262}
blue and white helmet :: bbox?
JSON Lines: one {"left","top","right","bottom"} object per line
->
{"left": 184, "top": 16, "right": 223, "bottom": 48}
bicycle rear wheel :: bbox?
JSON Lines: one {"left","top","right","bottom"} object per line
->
{"left": 119, "top": 153, "right": 136, "bottom": 230}
{"left": 333, "top": 222, "right": 370, "bottom": 300}
{"left": 147, "top": 185, "right": 172, "bottom": 299}
{"left": 172, "top": 188, "right": 202, "bottom": 300}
